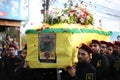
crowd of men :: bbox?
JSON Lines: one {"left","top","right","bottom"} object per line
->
{"left": 0, "top": 34, "right": 120, "bottom": 80}
{"left": 61, "top": 40, "right": 120, "bottom": 80}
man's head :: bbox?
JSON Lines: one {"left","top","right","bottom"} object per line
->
{"left": 90, "top": 40, "right": 101, "bottom": 54}
{"left": 78, "top": 43, "right": 93, "bottom": 62}
{"left": 22, "top": 48, "right": 27, "bottom": 59}
{"left": 8, "top": 44, "right": 16, "bottom": 58}
{"left": 18, "top": 48, "right": 27, "bottom": 59}
{"left": 6, "top": 34, "right": 11, "bottom": 41}
{"left": 18, "top": 50, "right": 22, "bottom": 57}
{"left": 45, "top": 36, "right": 50, "bottom": 43}
{"left": 107, "top": 42, "right": 114, "bottom": 55}
{"left": 114, "top": 41, "right": 120, "bottom": 53}
{"left": 100, "top": 41, "right": 108, "bottom": 55}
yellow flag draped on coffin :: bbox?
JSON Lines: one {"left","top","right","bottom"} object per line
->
{"left": 25, "top": 23, "right": 112, "bottom": 68}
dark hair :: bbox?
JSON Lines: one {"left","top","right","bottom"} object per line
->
{"left": 6, "top": 34, "right": 10, "bottom": 38}
{"left": 18, "top": 50, "right": 22, "bottom": 54}
{"left": 24, "top": 44, "right": 27, "bottom": 50}
{"left": 45, "top": 36, "right": 50, "bottom": 39}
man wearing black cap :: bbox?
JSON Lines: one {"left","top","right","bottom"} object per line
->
{"left": 62, "top": 43, "right": 96, "bottom": 80}
{"left": 90, "top": 39, "right": 109, "bottom": 80}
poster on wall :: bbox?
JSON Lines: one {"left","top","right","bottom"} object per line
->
{"left": 0, "top": 0, "right": 29, "bottom": 20}
{"left": 38, "top": 33, "right": 57, "bottom": 63}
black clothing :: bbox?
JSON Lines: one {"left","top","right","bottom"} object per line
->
{"left": 90, "top": 53, "right": 109, "bottom": 80}
{"left": 3, "top": 56, "right": 24, "bottom": 80}
{"left": 112, "top": 51, "right": 120, "bottom": 80}
{"left": 106, "top": 55, "right": 117, "bottom": 80}
{"left": 0, "top": 59, "right": 7, "bottom": 80}
{"left": 30, "top": 68, "right": 57, "bottom": 80}
{"left": 0, "top": 55, "right": 8, "bottom": 80}
{"left": 112, "top": 55, "right": 120, "bottom": 80}
{"left": 113, "top": 50, "right": 120, "bottom": 58}
{"left": 62, "top": 62, "right": 96, "bottom": 80}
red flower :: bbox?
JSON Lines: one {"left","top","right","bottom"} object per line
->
{"left": 44, "top": 51, "right": 50, "bottom": 59}
{"left": 75, "top": 4, "right": 78, "bottom": 8}
{"left": 42, "top": 24, "right": 46, "bottom": 27}
{"left": 70, "top": 10, "right": 76, "bottom": 13}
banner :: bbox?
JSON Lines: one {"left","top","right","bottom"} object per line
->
{"left": 26, "top": 23, "right": 112, "bottom": 68}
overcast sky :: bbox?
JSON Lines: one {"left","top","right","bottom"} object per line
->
{"left": 21, "top": 0, "right": 120, "bottom": 34}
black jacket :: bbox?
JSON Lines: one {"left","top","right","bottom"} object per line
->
{"left": 62, "top": 62, "right": 96, "bottom": 80}
{"left": 90, "top": 53, "right": 109, "bottom": 80}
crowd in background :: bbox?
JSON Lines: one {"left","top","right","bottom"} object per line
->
{"left": 0, "top": 34, "right": 120, "bottom": 80}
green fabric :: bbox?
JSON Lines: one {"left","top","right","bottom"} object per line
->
{"left": 25, "top": 28, "right": 112, "bottom": 36}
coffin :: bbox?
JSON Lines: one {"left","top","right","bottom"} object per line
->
{"left": 25, "top": 23, "right": 112, "bottom": 68}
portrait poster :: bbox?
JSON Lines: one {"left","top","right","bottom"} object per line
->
{"left": 38, "top": 33, "right": 57, "bottom": 63}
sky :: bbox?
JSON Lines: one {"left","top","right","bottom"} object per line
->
{"left": 21, "top": 0, "right": 120, "bottom": 34}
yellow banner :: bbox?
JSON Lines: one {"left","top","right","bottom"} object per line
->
{"left": 26, "top": 24, "right": 111, "bottom": 68}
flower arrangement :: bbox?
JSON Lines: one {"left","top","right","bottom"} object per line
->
{"left": 44, "top": 0, "right": 94, "bottom": 25}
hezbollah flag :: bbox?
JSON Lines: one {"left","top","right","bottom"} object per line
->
{"left": 25, "top": 23, "right": 112, "bottom": 68}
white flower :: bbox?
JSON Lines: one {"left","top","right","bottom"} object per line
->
{"left": 86, "top": 15, "right": 90, "bottom": 20}
{"left": 80, "top": 18, "right": 85, "bottom": 23}
{"left": 61, "top": 14, "right": 69, "bottom": 21}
